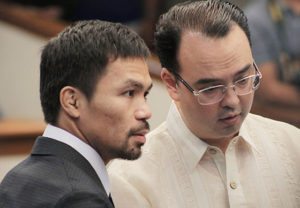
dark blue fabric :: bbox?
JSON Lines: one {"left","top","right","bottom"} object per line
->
{"left": 72, "top": 0, "right": 142, "bottom": 22}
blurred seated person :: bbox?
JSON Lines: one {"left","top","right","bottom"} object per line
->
{"left": 1, "top": 0, "right": 142, "bottom": 22}
{"left": 245, "top": 0, "right": 300, "bottom": 127}
{"left": 1, "top": 0, "right": 161, "bottom": 50}
{"left": 162, "top": 0, "right": 252, "bottom": 10}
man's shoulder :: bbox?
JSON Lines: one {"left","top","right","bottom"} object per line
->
{"left": 245, "top": 113, "right": 300, "bottom": 137}
{"left": 0, "top": 153, "right": 108, "bottom": 207}
{"left": 0, "top": 152, "right": 77, "bottom": 190}
{"left": 146, "top": 121, "right": 168, "bottom": 139}
{"left": 0, "top": 156, "right": 69, "bottom": 206}
{"left": 144, "top": 121, "right": 173, "bottom": 154}
{"left": 2, "top": 153, "right": 67, "bottom": 180}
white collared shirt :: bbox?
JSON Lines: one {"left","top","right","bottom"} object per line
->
{"left": 43, "top": 124, "right": 110, "bottom": 196}
{"left": 108, "top": 102, "right": 300, "bottom": 208}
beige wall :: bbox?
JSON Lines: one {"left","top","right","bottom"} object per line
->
{"left": 0, "top": 21, "right": 44, "bottom": 120}
{"left": 0, "top": 20, "right": 171, "bottom": 180}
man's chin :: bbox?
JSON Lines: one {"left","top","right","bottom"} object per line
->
{"left": 220, "top": 125, "right": 241, "bottom": 139}
{"left": 120, "top": 147, "right": 142, "bottom": 160}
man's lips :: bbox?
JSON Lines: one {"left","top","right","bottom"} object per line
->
{"left": 130, "top": 129, "right": 149, "bottom": 144}
{"left": 132, "top": 129, "right": 149, "bottom": 137}
{"left": 219, "top": 113, "right": 241, "bottom": 125}
{"left": 219, "top": 112, "right": 241, "bottom": 120}
{"left": 220, "top": 114, "right": 239, "bottom": 120}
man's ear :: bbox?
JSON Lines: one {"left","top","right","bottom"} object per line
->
{"left": 161, "top": 68, "right": 180, "bottom": 101}
{"left": 60, "top": 86, "right": 80, "bottom": 118}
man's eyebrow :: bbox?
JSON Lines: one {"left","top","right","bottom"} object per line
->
{"left": 195, "top": 64, "right": 252, "bottom": 85}
{"left": 235, "top": 64, "right": 252, "bottom": 76}
{"left": 124, "top": 79, "right": 153, "bottom": 91}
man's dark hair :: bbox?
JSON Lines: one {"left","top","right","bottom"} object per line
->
{"left": 40, "top": 20, "right": 150, "bottom": 124}
{"left": 154, "top": 0, "right": 251, "bottom": 74}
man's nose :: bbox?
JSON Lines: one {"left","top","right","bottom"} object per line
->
{"left": 135, "top": 102, "right": 152, "bottom": 120}
{"left": 220, "top": 85, "right": 240, "bottom": 107}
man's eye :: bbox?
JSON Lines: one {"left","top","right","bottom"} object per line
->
{"left": 202, "top": 87, "right": 220, "bottom": 94}
{"left": 124, "top": 90, "right": 135, "bottom": 97}
{"left": 200, "top": 85, "right": 224, "bottom": 97}
{"left": 144, "top": 91, "right": 150, "bottom": 100}
{"left": 236, "top": 77, "right": 250, "bottom": 86}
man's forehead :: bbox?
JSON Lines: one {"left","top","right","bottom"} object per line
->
{"left": 180, "top": 25, "right": 248, "bottom": 47}
{"left": 178, "top": 27, "right": 252, "bottom": 68}
{"left": 98, "top": 57, "right": 151, "bottom": 83}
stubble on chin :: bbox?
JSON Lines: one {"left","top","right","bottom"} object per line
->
{"left": 113, "top": 137, "right": 143, "bottom": 160}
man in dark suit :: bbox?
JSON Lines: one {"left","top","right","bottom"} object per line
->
{"left": 0, "top": 20, "right": 152, "bottom": 207}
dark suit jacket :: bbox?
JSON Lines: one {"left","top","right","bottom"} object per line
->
{"left": 0, "top": 137, "right": 114, "bottom": 208}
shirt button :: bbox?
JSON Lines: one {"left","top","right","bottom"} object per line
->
{"left": 229, "top": 181, "right": 237, "bottom": 189}
{"left": 208, "top": 148, "right": 217, "bottom": 154}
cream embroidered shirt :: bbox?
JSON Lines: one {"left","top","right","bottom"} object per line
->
{"left": 108, "top": 103, "right": 300, "bottom": 208}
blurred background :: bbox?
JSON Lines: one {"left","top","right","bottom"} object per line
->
{"left": 0, "top": 0, "right": 299, "bottom": 180}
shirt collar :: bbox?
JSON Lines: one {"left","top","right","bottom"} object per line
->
{"left": 43, "top": 124, "right": 110, "bottom": 195}
{"left": 239, "top": 115, "right": 259, "bottom": 153}
{"left": 166, "top": 102, "right": 258, "bottom": 170}
{"left": 166, "top": 102, "right": 209, "bottom": 171}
